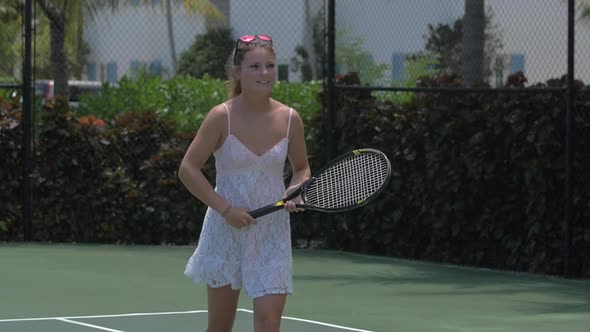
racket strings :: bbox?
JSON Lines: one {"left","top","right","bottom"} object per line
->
{"left": 305, "top": 153, "right": 389, "bottom": 209}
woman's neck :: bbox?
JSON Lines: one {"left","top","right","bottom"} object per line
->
{"left": 238, "top": 93, "right": 272, "bottom": 112}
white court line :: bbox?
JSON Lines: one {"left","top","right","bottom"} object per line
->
{"left": 57, "top": 318, "right": 126, "bottom": 332}
{"left": 1, "top": 309, "right": 374, "bottom": 332}
{"left": 238, "top": 309, "right": 375, "bottom": 332}
{"left": 0, "top": 310, "right": 208, "bottom": 322}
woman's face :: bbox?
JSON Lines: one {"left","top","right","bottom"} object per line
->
{"left": 237, "top": 47, "right": 276, "bottom": 95}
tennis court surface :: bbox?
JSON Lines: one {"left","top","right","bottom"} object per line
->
{"left": 1, "top": 243, "right": 589, "bottom": 331}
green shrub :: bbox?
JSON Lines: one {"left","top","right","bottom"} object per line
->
{"left": 177, "top": 28, "right": 235, "bottom": 79}
{"left": 32, "top": 98, "right": 110, "bottom": 242}
{"left": 29, "top": 100, "right": 206, "bottom": 244}
{"left": 272, "top": 80, "right": 322, "bottom": 125}
{"left": 105, "top": 112, "right": 206, "bottom": 244}
{"left": 305, "top": 72, "right": 590, "bottom": 277}
{"left": 77, "top": 75, "right": 321, "bottom": 135}
{"left": 77, "top": 74, "right": 227, "bottom": 134}
{"left": 0, "top": 96, "right": 22, "bottom": 240}
{"left": 3, "top": 70, "right": 588, "bottom": 278}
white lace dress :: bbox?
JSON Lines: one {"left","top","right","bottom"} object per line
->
{"left": 184, "top": 104, "right": 293, "bottom": 299}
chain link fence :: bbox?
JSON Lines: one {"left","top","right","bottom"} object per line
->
{"left": 328, "top": 0, "right": 588, "bottom": 277}
{"left": 73, "top": 0, "right": 323, "bottom": 83}
{"left": 332, "top": 0, "right": 589, "bottom": 87}
{"left": 1, "top": 0, "right": 588, "bottom": 276}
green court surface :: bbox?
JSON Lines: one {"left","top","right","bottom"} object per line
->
{"left": 1, "top": 244, "right": 589, "bottom": 331}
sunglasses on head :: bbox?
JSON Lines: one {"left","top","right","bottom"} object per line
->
{"left": 233, "top": 35, "right": 273, "bottom": 65}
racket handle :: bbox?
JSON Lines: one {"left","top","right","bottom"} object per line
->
{"left": 248, "top": 203, "right": 285, "bottom": 219}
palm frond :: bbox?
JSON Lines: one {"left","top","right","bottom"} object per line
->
{"left": 182, "top": 0, "right": 225, "bottom": 21}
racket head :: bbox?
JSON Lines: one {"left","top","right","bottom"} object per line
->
{"left": 299, "top": 148, "right": 391, "bottom": 212}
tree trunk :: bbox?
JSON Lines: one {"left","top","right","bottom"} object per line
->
{"left": 462, "top": 0, "right": 485, "bottom": 86}
{"left": 48, "top": 12, "right": 69, "bottom": 98}
{"left": 36, "top": 0, "right": 69, "bottom": 98}
{"left": 303, "top": 0, "right": 317, "bottom": 79}
{"left": 165, "top": 0, "right": 177, "bottom": 74}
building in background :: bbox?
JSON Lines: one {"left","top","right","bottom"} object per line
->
{"left": 83, "top": 0, "right": 321, "bottom": 83}
{"left": 82, "top": 0, "right": 590, "bottom": 85}
{"left": 84, "top": 1, "right": 206, "bottom": 83}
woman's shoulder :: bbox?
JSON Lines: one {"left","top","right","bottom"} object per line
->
{"left": 201, "top": 102, "right": 230, "bottom": 130}
{"left": 271, "top": 99, "right": 299, "bottom": 116}
{"left": 211, "top": 101, "right": 231, "bottom": 113}
{"left": 207, "top": 102, "right": 230, "bottom": 118}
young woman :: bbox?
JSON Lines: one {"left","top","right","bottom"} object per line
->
{"left": 179, "top": 34, "right": 311, "bottom": 332}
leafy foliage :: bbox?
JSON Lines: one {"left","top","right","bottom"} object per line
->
{"left": 177, "top": 28, "right": 235, "bottom": 79}
{"left": 423, "top": 14, "right": 504, "bottom": 83}
{"left": 77, "top": 75, "right": 321, "bottom": 135}
{"left": 0, "top": 16, "right": 21, "bottom": 78}
{"left": 77, "top": 74, "right": 227, "bottom": 133}
{"left": 375, "top": 53, "right": 439, "bottom": 105}
{"left": 0, "top": 96, "right": 22, "bottom": 240}
{"left": 24, "top": 15, "right": 91, "bottom": 80}
{"left": 335, "top": 28, "right": 390, "bottom": 85}
{"left": 272, "top": 80, "right": 322, "bottom": 126}
{"left": 304, "top": 72, "right": 590, "bottom": 277}
{"left": 578, "top": 0, "right": 590, "bottom": 20}
{"left": 1, "top": 77, "right": 321, "bottom": 244}
{"left": 2, "top": 72, "right": 589, "bottom": 278}
{"left": 28, "top": 98, "right": 206, "bottom": 244}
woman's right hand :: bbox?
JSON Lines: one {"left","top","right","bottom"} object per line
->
{"left": 224, "top": 207, "right": 256, "bottom": 228}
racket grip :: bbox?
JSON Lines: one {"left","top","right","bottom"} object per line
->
{"left": 248, "top": 204, "right": 285, "bottom": 219}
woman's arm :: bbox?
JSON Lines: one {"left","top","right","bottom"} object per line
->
{"left": 178, "top": 105, "right": 229, "bottom": 214}
{"left": 286, "top": 109, "right": 311, "bottom": 194}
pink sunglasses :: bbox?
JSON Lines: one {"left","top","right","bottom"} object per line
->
{"left": 233, "top": 35, "right": 273, "bottom": 65}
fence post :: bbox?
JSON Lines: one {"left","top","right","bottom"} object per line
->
{"left": 326, "top": 0, "right": 336, "bottom": 160}
{"left": 22, "top": 0, "right": 33, "bottom": 241}
{"left": 563, "top": 0, "right": 575, "bottom": 277}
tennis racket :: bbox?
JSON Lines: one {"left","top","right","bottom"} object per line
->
{"left": 248, "top": 148, "right": 392, "bottom": 218}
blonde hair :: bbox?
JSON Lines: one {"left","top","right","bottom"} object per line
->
{"left": 225, "top": 43, "right": 276, "bottom": 98}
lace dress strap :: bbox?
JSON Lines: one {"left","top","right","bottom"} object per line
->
{"left": 286, "top": 108, "right": 293, "bottom": 138}
{"left": 222, "top": 103, "right": 230, "bottom": 134}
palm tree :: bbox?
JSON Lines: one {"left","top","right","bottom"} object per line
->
{"left": 35, "top": 0, "right": 224, "bottom": 99}
{"left": 205, "top": 0, "right": 229, "bottom": 29}
{"left": 165, "top": 0, "right": 178, "bottom": 73}
{"left": 35, "top": 0, "right": 120, "bottom": 98}
{"left": 462, "top": 0, "right": 485, "bottom": 86}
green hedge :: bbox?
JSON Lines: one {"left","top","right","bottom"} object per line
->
{"left": 301, "top": 73, "right": 590, "bottom": 277}
{"left": 77, "top": 75, "right": 321, "bottom": 134}
{"left": 0, "top": 95, "right": 22, "bottom": 240}
{"left": 26, "top": 98, "right": 206, "bottom": 244}
{"left": 0, "top": 75, "right": 321, "bottom": 244}
{"left": 1, "top": 75, "right": 588, "bottom": 278}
